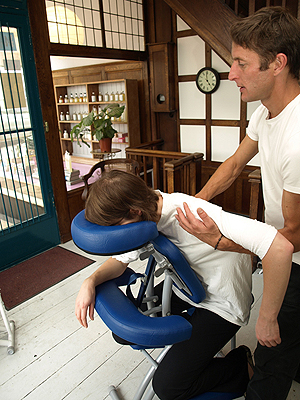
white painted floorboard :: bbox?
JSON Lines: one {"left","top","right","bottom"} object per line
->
{"left": 0, "top": 240, "right": 299, "bottom": 400}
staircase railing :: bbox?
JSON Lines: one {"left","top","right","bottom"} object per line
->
{"left": 126, "top": 141, "right": 203, "bottom": 195}
{"left": 220, "top": 0, "right": 299, "bottom": 18}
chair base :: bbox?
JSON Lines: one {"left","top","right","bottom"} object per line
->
{"left": 108, "top": 384, "right": 244, "bottom": 400}
{"left": 191, "top": 392, "right": 244, "bottom": 399}
{"left": 107, "top": 347, "right": 243, "bottom": 400}
{"left": 0, "top": 294, "right": 15, "bottom": 355}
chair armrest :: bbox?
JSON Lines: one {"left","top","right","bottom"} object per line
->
{"left": 95, "top": 276, "right": 192, "bottom": 347}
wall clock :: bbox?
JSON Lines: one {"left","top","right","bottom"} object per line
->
{"left": 196, "top": 67, "right": 220, "bottom": 94}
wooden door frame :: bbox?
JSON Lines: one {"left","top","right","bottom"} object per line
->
{"left": 27, "top": 0, "right": 71, "bottom": 242}
{"left": 27, "top": 0, "right": 150, "bottom": 242}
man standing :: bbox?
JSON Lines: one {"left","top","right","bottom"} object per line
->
{"left": 176, "top": 7, "right": 300, "bottom": 400}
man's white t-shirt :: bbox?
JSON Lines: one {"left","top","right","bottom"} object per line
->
{"left": 247, "top": 94, "right": 300, "bottom": 264}
{"left": 113, "top": 192, "right": 277, "bottom": 326}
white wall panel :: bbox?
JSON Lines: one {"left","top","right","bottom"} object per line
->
{"left": 212, "top": 50, "right": 230, "bottom": 72}
{"left": 179, "top": 81, "right": 205, "bottom": 119}
{"left": 176, "top": 15, "right": 191, "bottom": 31}
{"left": 177, "top": 36, "right": 205, "bottom": 76}
{"left": 212, "top": 80, "right": 240, "bottom": 120}
{"left": 180, "top": 125, "right": 206, "bottom": 158}
{"left": 211, "top": 126, "right": 239, "bottom": 162}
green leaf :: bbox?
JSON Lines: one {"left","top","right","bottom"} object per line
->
{"left": 94, "top": 118, "right": 106, "bottom": 129}
{"left": 82, "top": 112, "right": 94, "bottom": 126}
{"left": 107, "top": 105, "right": 125, "bottom": 118}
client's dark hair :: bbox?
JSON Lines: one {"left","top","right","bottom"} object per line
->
{"left": 85, "top": 170, "right": 159, "bottom": 226}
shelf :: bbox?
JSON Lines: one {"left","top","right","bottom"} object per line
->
{"left": 55, "top": 79, "right": 140, "bottom": 160}
{"left": 57, "top": 101, "right": 126, "bottom": 106}
{"left": 59, "top": 120, "right": 127, "bottom": 125}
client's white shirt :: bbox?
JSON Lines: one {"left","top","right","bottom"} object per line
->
{"left": 113, "top": 192, "right": 277, "bottom": 326}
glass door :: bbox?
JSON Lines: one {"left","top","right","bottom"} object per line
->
{"left": 0, "top": 11, "right": 60, "bottom": 270}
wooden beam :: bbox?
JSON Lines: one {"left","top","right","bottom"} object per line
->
{"left": 49, "top": 43, "right": 147, "bottom": 61}
{"left": 163, "top": 0, "right": 238, "bottom": 65}
{"left": 27, "top": 0, "right": 72, "bottom": 242}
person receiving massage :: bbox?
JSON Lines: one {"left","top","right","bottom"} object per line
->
{"left": 75, "top": 170, "right": 293, "bottom": 400}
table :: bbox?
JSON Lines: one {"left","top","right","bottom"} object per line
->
{"left": 90, "top": 148, "right": 121, "bottom": 160}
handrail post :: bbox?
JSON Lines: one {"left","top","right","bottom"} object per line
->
{"left": 248, "top": 168, "right": 263, "bottom": 221}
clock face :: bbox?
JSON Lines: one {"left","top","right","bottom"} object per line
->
{"left": 196, "top": 67, "right": 220, "bottom": 94}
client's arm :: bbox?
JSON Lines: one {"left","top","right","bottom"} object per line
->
{"left": 75, "top": 257, "right": 128, "bottom": 328}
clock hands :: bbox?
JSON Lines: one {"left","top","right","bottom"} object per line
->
{"left": 196, "top": 67, "right": 220, "bottom": 94}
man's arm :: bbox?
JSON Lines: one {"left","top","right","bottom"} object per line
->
{"left": 176, "top": 204, "right": 251, "bottom": 254}
{"left": 279, "top": 190, "right": 300, "bottom": 252}
{"left": 176, "top": 204, "right": 294, "bottom": 346}
{"left": 256, "top": 232, "right": 293, "bottom": 347}
{"left": 197, "top": 135, "right": 258, "bottom": 200}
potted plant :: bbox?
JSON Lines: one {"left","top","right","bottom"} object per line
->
{"left": 70, "top": 103, "right": 125, "bottom": 153}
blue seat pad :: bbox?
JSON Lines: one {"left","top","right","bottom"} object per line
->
{"left": 94, "top": 268, "right": 193, "bottom": 347}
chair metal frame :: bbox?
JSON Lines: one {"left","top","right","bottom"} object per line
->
{"left": 0, "top": 293, "right": 15, "bottom": 355}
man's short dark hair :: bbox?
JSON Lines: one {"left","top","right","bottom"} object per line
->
{"left": 230, "top": 6, "right": 300, "bottom": 80}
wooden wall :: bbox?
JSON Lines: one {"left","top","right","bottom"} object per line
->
{"left": 52, "top": 60, "right": 151, "bottom": 144}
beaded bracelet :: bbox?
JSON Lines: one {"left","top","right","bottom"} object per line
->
{"left": 214, "top": 233, "right": 224, "bottom": 250}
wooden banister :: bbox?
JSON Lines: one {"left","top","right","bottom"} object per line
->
{"left": 248, "top": 168, "right": 264, "bottom": 222}
{"left": 126, "top": 142, "right": 203, "bottom": 195}
{"left": 165, "top": 153, "right": 203, "bottom": 195}
{"left": 133, "top": 139, "right": 164, "bottom": 149}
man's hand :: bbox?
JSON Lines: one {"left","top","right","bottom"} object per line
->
{"left": 175, "top": 202, "right": 221, "bottom": 248}
{"left": 256, "top": 314, "right": 281, "bottom": 347}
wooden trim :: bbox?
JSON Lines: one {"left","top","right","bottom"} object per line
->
{"left": 27, "top": 0, "right": 71, "bottom": 242}
{"left": 49, "top": 43, "right": 147, "bottom": 61}
{"left": 176, "top": 29, "right": 198, "bottom": 38}
{"left": 163, "top": 0, "right": 238, "bottom": 65}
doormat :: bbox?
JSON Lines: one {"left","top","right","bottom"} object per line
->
{"left": 0, "top": 246, "right": 94, "bottom": 310}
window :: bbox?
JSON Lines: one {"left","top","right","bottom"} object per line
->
{"left": 45, "top": 0, "right": 145, "bottom": 51}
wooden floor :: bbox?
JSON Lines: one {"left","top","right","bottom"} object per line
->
{"left": 1, "top": 240, "right": 300, "bottom": 400}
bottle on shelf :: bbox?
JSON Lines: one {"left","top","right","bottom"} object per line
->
{"left": 109, "top": 92, "right": 115, "bottom": 101}
{"left": 63, "top": 129, "right": 69, "bottom": 138}
{"left": 104, "top": 92, "right": 109, "bottom": 102}
{"left": 60, "top": 111, "right": 65, "bottom": 121}
{"left": 72, "top": 111, "right": 77, "bottom": 121}
{"left": 115, "top": 91, "right": 119, "bottom": 101}
{"left": 65, "top": 111, "right": 70, "bottom": 121}
{"left": 119, "top": 90, "right": 125, "bottom": 101}
{"left": 70, "top": 93, "right": 74, "bottom": 103}
{"left": 98, "top": 105, "right": 102, "bottom": 114}
{"left": 59, "top": 95, "right": 63, "bottom": 103}
{"left": 92, "top": 105, "right": 97, "bottom": 114}
{"left": 77, "top": 111, "right": 82, "bottom": 120}
{"left": 79, "top": 93, "right": 83, "bottom": 102}
{"left": 91, "top": 91, "right": 96, "bottom": 102}
{"left": 64, "top": 94, "right": 69, "bottom": 103}
{"left": 74, "top": 93, "right": 79, "bottom": 102}
{"left": 98, "top": 92, "right": 103, "bottom": 102}
{"left": 85, "top": 130, "right": 91, "bottom": 140}
{"left": 83, "top": 92, "right": 87, "bottom": 102}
